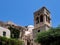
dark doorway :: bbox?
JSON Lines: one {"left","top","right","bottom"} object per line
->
{"left": 27, "top": 40, "right": 30, "bottom": 45}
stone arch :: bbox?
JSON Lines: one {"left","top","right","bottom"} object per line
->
{"left": 40, "top": 15, "right": 43, "bottom": 22}
{"left": 36, "top": 17, "right": 39, "bottom": 24}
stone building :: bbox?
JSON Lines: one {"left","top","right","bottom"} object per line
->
{"left": 23, "top": 6, "right": 51, "bottom": 45}
{"left": 0, "top": 21, "right": 26, "bottom": 39}
{"left": 0, "top": 6, "right": 51, "bottom": 45}
{"left": 22, "top": 25, "right": 34, "bottom": 45}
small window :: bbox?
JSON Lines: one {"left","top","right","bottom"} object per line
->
{"left": 38, "top": 30, "right": 40, "bottom": 32}
{"left": 3, "top": 31, "right": 6, "bottom": 36}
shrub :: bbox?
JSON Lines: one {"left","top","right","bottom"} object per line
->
{"left": 0, "top": 36, "right": 23, "bottom": 45}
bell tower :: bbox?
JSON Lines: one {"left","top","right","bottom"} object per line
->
{"left": 33, "top": 7, "right": 51, "bottom": 45}
{"left": 34, "top": 7, "right": 51, "bottom": 32}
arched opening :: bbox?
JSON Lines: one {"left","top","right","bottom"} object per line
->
{"left": 36, "top": 17, "right": 39, "bottom": 24}
{"left": 46, "top": 15, "right": 50, "bottom": 23}
{"left": 40, "top": 15, "right": 43, "bottom": 22}
{"left": 47, "top": 17, "right": 50, "bottom": 23}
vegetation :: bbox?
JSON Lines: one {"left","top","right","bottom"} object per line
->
{"left": 8, "top": 26, "right": 20, "bottom": 39}
{"left": 0, "top": 36, "right": 23, "bottom": 45}
{"left": 35, "top": 26, "right": 60, "bottom": 45}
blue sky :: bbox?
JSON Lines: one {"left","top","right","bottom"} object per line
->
{"left": 0, "top": 0, "right": 60, "bottom": 27}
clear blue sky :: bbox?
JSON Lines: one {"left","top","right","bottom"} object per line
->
{"left": 0, "top": 0, "right": 60, "bottom": 27}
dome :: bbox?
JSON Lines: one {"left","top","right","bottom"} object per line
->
{"left": 28, "top": 25, "right": 34, "bottom": 28}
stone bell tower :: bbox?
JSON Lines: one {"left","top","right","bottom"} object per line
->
{"left": 33, "top": 7, "right": 51, "bottom": 38}
{"left": 34, "top": 7, "right": 51, "bottom": 31}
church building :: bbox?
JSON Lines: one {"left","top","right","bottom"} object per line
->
{"left": 23, "top": 7, "right": 51, "bottom": 45}
{"left": 0, "top": 6, "right": 51, "bottom": 45}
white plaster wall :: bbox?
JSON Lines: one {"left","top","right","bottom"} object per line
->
{"left": 0, "top": 27, "right": 10, "bottom": 38}
{"left": 23, "top": 25, "right": 34, "bottom": 45}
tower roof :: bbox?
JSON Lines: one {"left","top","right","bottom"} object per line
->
{"left": 34, "top": 6, "right": 50, "bottom": 14}
{"left": 41, "top": 6, "right": 50, "bottom": 13}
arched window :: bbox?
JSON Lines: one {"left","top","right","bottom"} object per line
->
{"left": 40, "top": 15, "right": 43, "bottom": 22}
{"left": 36, "top": 17, "right": 39, "bottom": 24}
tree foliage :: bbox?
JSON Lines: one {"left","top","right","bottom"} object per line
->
{"left": 8, "top": 26, "right": 20, "bottom": 39}
{"left": 35, "top": 26, "right": 60, "bottom": 45}
{"left": 0, "top": 36, "right": 23, "bottom": 45}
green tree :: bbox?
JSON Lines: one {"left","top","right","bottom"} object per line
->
{"left": 35, "top": 26, "right": 60, "bottom": 45}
